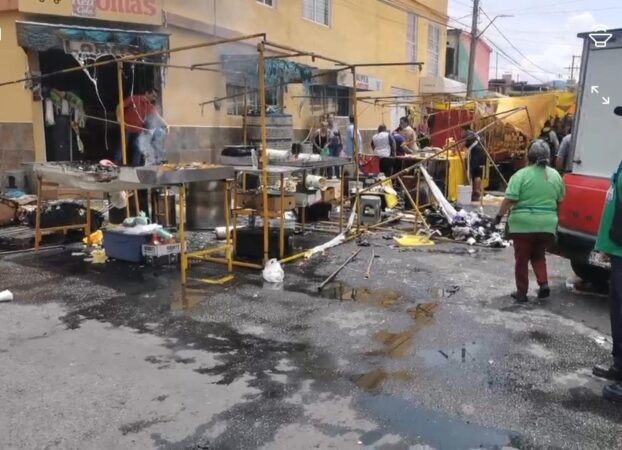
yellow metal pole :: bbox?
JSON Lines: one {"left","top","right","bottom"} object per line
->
{"left": 35, "top": 176, "right": 42, "bottom": 252}
{"left": 279, "top": 173, "right": 285, "bottom": 259}
{"left": 224, "top": 180, "right": 233, "bottom": 273}
{"left": 351, "top": 65, "right": 361, "bottom": 233}
{"left": 180, "top": 184, "right": 187, "bottom": 285}
{"left": 164, "top": 188, "right": 170, "bottom": 226}
{"left": 85, "top": 192, "right": 92, "bottom": 237}
{"left": 243, "top": 78, "right": 248, "bottom": 146}
{"left": 117, "top": 62, "right": 127, "bottom": 166}
{"left": 258, "top": 42, "right": 270, "bottom": 265}
{"left": 116, "top": 61, "right": 132, "bottom": 218}
{"left": 339, "top": 168, "right": 345, "bottom": 233}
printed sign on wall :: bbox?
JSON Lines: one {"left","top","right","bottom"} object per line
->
{"left": 19, "top": 0, "right": 163, "bottom": 25}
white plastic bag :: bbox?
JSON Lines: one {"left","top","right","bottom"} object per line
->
{"left": 262, "top": 258, "right": 284, "bottom": 283}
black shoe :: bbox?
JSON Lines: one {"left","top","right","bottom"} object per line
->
{"left": 537, "top": 284, "right": 551, "bottom": 299}
{"left": 593, "top": 365, "right": 622, "bottom": 381}
{"left": 511, "top": 292, "right": 528, "bottom": 303}
{"left": 603, "top": 383, "right": 622, "bottom": 403}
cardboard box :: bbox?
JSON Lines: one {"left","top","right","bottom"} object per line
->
{"left": 256, "top": 194, "right": 296, "bottom": 212}
{"left": 235, "top": 192, "right": 256, "bottom": 209}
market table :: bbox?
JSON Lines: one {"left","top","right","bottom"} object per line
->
{"left": 32, "top": 162, "right": 236, "bottom": 284}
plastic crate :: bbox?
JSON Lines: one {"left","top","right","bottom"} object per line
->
{"left": 103, "top": 230, "right": 152, "bottom": 263}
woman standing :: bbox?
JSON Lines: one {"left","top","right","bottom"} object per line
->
{"left": 495, "top": 140, "right": 565, "bottom": 303}
{"left": 312, "top": 121, "right": 330, "bottom": 154}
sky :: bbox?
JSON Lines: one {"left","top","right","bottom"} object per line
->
{"left": 448, "top": 0, "right": 622, "bottom": 83}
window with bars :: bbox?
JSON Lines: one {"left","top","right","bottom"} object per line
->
{"left": 257, "top": 0, "right": 274, "bottom": 6}
{"left": 303, "top": 0, "right": 330, "bottom": 26}
{"left": 226, "top": 83, "right": 283, "bottom": 116}
{"left": 226, "top": 84, "right": 256, "bottom": 116}
{"left": 309, "top": 85, "right": 351, "bottom": 117}
{"left": 427, "top": 24, "right": 441, "bottom": 76}
{"left": 407, "top": 13, "right": 418, "bottom": 68}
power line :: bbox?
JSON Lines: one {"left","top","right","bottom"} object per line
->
{"left": 484, "top": 0, "right": 585, "bottom": 15}
{"left": 480, "top": 8, "right": 560, "bottom": 76}
{"left": 504, "top": 5, "right": 622, "bottom": 16}
{"left": 452, "top": 0, "right": 473, "bottom": 8}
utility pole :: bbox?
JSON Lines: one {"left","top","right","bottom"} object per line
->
{"left": 466, "top": 0, "right": 481, "bottom": 98}
{"left": 564, "top": 55, "right": 580, "bottom": 81}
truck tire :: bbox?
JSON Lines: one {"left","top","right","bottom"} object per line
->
{"left": 570, "top": 260, "right": 610, "bottom": 286}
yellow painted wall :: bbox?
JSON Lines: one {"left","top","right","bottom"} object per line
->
{"left": 162, "top": 0, "right": 448, "bottom": 130}
{"left": 0, "top": 11, "right": 32, "bottom": 122}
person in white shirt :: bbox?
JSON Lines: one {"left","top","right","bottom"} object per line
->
{"left": 372, "top": 125, "right": 396, "bottom": 176}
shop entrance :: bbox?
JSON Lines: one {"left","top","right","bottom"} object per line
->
{"left": 39, "top": 49, "right": 158, "bottom": 163}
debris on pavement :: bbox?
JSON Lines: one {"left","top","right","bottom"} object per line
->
{"left": 0, "top": 289, "right": 14, "bottom": 303}
{"left": 263, "top": 258, "right": 285, "bottom": 283}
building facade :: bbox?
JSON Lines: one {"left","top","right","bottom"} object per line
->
{"left": 445, "top": 28, "right": 491, "bottom": 98}
{"left": 0, "top": 0, "right": 449, "bottom": 174}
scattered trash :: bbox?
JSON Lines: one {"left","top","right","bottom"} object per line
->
{"left": 364, "top": 251, "right": 375, "bottom": 279}
{"left": 71, "top": 252, "right": 84, "bottom": 257}
{"left": 263, "top": 258, "right": 285, "bottom": 283}
{"left": 83, "top": 229, "right": 103, "bottom": 246}
{"left": 198, "top": 275, "right": 235, "bottom": 285}
{"left": 90, "top": 248, "right": 108, "bottom": 264}
{"left": 357, "top": 238, "right": 371, "bottom": 247}
{"left": 394, "top": 234, "right": 435, "bottom": 247}
{"left": 0, "top": 289, "right": 14, "bottom": 303}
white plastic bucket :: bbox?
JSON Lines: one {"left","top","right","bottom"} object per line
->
{"left": 457, "top": 185, "right": 473, "bottom": 206}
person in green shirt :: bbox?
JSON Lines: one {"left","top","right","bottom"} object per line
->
{"left": 592, "top": 160, "right": 622, "bottom": 403}
{"left": 495, "top": 140, "right": 565, "bottom": 303}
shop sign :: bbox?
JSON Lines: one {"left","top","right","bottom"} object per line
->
{"left": 65, "top": 39, "right": 140, "bottom": 59}
{"left": 337, "top": 71, "right": 383, "bottom": 91}
{"left": 18, "top": 0, "right": 162, "bottom": 25}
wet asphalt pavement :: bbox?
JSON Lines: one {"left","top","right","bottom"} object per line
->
{"left": 1, "top": 233, "right": 621, "bottom": 450}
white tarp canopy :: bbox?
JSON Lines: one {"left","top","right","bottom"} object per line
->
{"left": 419, "top": 76, "right": 467, "bottom": 98}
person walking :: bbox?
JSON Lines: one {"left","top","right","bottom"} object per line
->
{"left": 495, "top": 140, "right": 565, "bottom": 302}
{"left": 592, "top": 159, "right": 622, "bottom": 402}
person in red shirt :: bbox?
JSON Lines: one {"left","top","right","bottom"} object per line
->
{"left": 118, "top": 88, "right": 167, "bottom": 166}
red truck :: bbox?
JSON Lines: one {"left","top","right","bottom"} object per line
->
{"left": 553, "top": 28, "right": 622, "bottom": 285}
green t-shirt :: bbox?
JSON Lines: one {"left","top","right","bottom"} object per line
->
{"left": 505, "top": 165, "right": 565, "bottom": 235}
{"left": 595, "top": 165, "right": 622, "bottom": 257}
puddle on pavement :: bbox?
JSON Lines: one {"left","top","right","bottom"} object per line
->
{"left": 367, "top": 300, "right": 441, "bottom": 359}
{"left": 418, "top": 342, "right": 482, "bottom": 368}
{"left": 171, "top": 287, "right": 205, "bottom": 311}
{"left": 356, "top": 369, "right": 414, "bottom": 391}
{"left": 358, "top": 393, "right": 521, "bottom": 449}
{"left": 319, "top": 282, "right": 403, "bottom": 308}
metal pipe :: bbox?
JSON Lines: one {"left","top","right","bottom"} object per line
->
{"left": 264, "top": 40, "right": 350, "bottom": 66}
{"left": 0, "top": 33, "right": 267, "bottom": 89}
{"left": 258, "top": 42, "right": 270, "bottom": 265}
{"left": 318, "top": 248, "right": 362, "bottom": 291}
{"left": 340, "top": 62, "right": 424, "bottom": 68}
{"left": 116, "top": 62, "right": 128, "bottom": 166}
{"left": 352, "top": 65, "right": 361, "bottom": 233}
